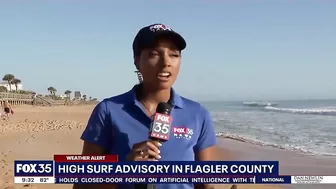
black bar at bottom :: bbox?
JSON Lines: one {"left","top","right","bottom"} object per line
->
{"left": 134, "top": 184, "right": 147, "bottom": 189}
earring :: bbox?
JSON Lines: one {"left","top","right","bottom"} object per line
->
{"left": 134, "top": 71, "right": 143, "bottom": 83}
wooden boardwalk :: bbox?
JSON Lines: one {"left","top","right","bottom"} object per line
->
{"left": 0, "top": 92, "right": 33, "bottom": 106}
{"left": 0, "top": 92, "right": 98, "bottom": 106}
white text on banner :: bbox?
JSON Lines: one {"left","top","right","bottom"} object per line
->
{"left": 14, "top": 177, "right": 54, "bottom": 184}
{"left": 291, "top": 176, "right": 336, "bottom": 184}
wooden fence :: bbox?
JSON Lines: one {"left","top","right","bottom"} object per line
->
{"left": 0, "top": 92, "right": 98, "bottom": 106}
{"left": 0, "top": 92, "right": 33, "bottom": 106}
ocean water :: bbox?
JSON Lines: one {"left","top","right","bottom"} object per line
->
{"left": 201, "top": 100, "right": 336, "bottom": 157}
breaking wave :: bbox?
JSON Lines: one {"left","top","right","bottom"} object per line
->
{"left": 264, "top": 106, "right": 336, "bottom": 116}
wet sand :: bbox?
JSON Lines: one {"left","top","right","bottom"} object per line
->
{"left": 1, "top": 105, "right": 334, "bottom": 188}
{"left": 217, "top": 138, "right": 336, "bottom": 189}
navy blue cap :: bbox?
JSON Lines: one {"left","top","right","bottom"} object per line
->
{"left": 132, "top": 23, "right": 187, "bottom": 56}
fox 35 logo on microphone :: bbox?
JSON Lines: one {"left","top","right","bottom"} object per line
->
{"left": 150, "top": 113, "right": 172, "bottom": 141}
{"left": 14, "top": 161, "right": 54, "bottom": 176}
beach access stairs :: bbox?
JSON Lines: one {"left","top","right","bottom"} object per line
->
{"left": 33, "top": 96, "right": 63, "bottom": 106}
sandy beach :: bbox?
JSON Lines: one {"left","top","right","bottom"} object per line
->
{"left": 0, "top": 105, "right": 334, "bottom": 189}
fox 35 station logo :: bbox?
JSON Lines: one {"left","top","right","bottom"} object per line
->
{"left": 14, "top": 161, "right": 53, "bottom": 176}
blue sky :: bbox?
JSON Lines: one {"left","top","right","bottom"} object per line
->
{"left": 0, "top": 0, "right": 335, "bottom": 101}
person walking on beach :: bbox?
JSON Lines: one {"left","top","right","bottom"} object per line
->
{"left": 3, "top": 100, "right": 13, "bottom": 120}
{"left": 74, "top": 23, "right": 217, "bottom": 189}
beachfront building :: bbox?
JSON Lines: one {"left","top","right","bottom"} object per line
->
{"left": 0, "top": 81, "right": 23, "bottom": 91}
{"left": 74, "top": 91, "right": 82, "bottom": 100}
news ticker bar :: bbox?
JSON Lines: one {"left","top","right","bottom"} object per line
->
{"left": 14, "top": 160, "right": 279, "bottom": 176}
{"left": 13, "top": 156, "right": 336, "bottom": 185}
{"left": 14, "top": 176, "right": 336, "bottom": 184}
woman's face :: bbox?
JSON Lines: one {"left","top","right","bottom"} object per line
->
{"left": 135, "top": 38, "right": 181, "bottom": 90}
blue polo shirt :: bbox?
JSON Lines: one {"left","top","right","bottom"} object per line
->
{"left": 81, "top": 85, "right": 216, "bottom": 189}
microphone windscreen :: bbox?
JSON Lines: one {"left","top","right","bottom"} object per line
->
{"left": 156, "top": 102, "right": 172, "bottom": 115}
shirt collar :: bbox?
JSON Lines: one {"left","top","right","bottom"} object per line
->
{"left": 124, "top": 84, "right": 184, "bottom": 109}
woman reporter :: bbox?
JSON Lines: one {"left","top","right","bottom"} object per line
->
{"left": 73, "top": 23, "right": 217, "bottom": 189}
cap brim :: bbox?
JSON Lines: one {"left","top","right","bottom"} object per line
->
{"left": 151, "top": 31, "right": 187, "bottom": 51}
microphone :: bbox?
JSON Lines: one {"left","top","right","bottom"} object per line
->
{"left": 135, "top": 103, "right": 172, "bottom": 189}
{"left": 149, "top": 102, "right": 172, "bottom": 143}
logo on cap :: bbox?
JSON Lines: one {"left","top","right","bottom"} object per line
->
{"left": 149, "top": 24, "right": 172, "bottom": 32}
